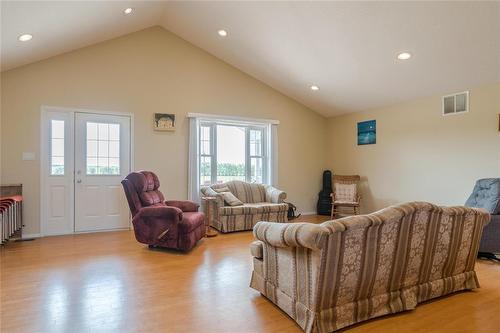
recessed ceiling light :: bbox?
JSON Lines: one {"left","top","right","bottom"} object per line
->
{"left": 124, "top": 7, "right": 133, "bottom": 14}
{"left": 18, "top": 34, "right": 33, "bottom": 42}
{"left": 397, "top": 52, "right": 412, "bottom": 60}
{"left": 218, "top": 30, "right": 228, "bottom": 37}
{"left": 310, "top": 85, "right": 320, "bottom": 91}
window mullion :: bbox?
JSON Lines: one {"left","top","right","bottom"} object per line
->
{"left": 245, "top": 127, "right": 251, "bottom": 182}
{"left": 211, "top": 124, "right": 217, "bottom": 184}
{"left": 263, "top": 127, "right": 268, "bottom": 184}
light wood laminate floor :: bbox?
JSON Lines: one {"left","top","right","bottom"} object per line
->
{"left": 1, "top": 215, "right": 500, "bottom": 333}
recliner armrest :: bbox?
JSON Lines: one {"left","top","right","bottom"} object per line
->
{"left": 136, "top": 206, "right": 183, "bottom": 220}
{"left": 166, "top": 200, "right": 199, "bottom": 212}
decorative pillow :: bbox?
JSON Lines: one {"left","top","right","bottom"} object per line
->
{"left": 203, "top": 187, "right": 219, "bottom": 197}
{"left": 335, "top": 183, "right": 357, "bottom": 202}
{"left": 220, "top": 191, "right": 243, "bottom": 206}
{"left": 214, "top": 186, "right": 231, "bottom": 193}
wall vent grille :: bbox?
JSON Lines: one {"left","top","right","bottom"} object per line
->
{"left": 443, "top": 91, "right": 469, "bottom": 116}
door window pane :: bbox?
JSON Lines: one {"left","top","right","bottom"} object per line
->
{"left": 87, "top": 122, "right": 98, "bottom": 140}
{"left": 109, "top": 124, "right": 120, "bottom": 140}
{"left": 50, "top": 120, "right": 65, "bottom": 175}
{"left": 98, "top": 123, "right": 109, "bottom": 140}
{"left": 109, "top": 141, "right": 120, "bottom": 158}
{"left": 87, "top": 158, "right": 98, "bottom": 175}
{"left": 86, "top": 122, "right": 120, "bottom": 175}
{"left": 87, "top": 140, "right": 98, "bottom": 157}
{"left": 98, "top": 141, "right": 109, "bottom": 157}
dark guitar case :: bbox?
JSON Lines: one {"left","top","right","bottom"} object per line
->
{"left": 317, "top": 170, "right": 333, "bottom": 216}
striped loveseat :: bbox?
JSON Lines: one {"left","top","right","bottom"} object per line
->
{"left": 250, "top": 202, "right": 490, "bottom": 332}
{"left": 200, "top": 180, "right": 288, "bottom": 233}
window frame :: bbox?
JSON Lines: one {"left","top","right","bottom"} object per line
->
{"left": 246, "top": 126, "right": 267, "bottom": 184}
{"left": 198, "top": 119, "right": 270, "bottom": 186}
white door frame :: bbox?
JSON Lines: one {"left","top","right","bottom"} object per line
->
{"left": 40, "top": 105, "right": 134, "bottom": 236}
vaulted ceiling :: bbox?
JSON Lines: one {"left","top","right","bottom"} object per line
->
{"left": 2, "top": 1, "right": 499, "bottom": 116}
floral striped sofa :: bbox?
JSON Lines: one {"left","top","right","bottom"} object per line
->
{"left": 250, "top": 202, "right": 490, "bottom": 332}
{"left": 200, "top": 180, "right": 288, "bottom": 233}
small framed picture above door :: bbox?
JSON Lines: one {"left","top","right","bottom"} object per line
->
{"left": 154, "top": 113, "right": 175, "bottom": 131}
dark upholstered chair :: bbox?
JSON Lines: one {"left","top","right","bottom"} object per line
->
{"left": 121, "top": 171, "right": 205, "bottom": 251}
{"left": 465, "top": 178, "right": 498, "bottom": 260}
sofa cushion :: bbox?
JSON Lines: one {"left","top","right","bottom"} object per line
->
{"left": 220, "top": 191, "right": 244, "bottom": 206}
{"left": 219, "top": 202, "right": 288, "bottom": 216}
{"left": 211, "top": 181, "right": 266, "bottom": 203}
{"left": 335, "top": 183, "right": 357, "bottom": 202}
{"left": 214, "top": 186, "right": 230, "bottom": 193}
{"left": 465, "top": 178, "right": 500, "bottom": 214}
{"left": 212, "top": 186, "right": 244, "bottom": 206}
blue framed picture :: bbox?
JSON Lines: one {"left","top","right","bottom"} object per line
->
{"left": 357, "top": 120, "right": 376, "bottom": 145}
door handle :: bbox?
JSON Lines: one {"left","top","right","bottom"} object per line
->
{"left": 76, "top": 179, "right": 82, "bottom": 183}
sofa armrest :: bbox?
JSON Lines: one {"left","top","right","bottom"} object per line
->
{"left": 253, "top": 221, "right": 329, "bottom": 251}
{"left": 136, "top": 206, "right": 183, "bottom": 221}
{"left": 250, "top": 240, "right": 264, "bottom": 259}
{"left": 264, "top": 185, "right": 287, "bottom": 203}
{"left": 166, "top": 200, "right": 199, "bottom": 212}
{"left": 200, "top": 187, "right": 224, "bottom": 207}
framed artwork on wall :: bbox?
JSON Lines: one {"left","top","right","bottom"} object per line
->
{"left": 357, "top": 120, "right": 376, "bottom": 145}
{"left": 154, "top": 113, "right": 175, "bottom": 131}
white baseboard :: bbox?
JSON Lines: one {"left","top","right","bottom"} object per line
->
{"left": 37, "top": 228, "right": 131, "bottom": 238}
{"left": 301, "top": 211, "right": 317, "bottom": 216}
{"left": 22, "top": 233, "right": 41, "bottom": 239}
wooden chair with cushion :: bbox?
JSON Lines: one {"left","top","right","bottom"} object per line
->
{"left": 330, "top": 175, "right": 361, "bottom": 219}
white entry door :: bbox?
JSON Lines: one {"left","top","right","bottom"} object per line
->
{"left": 74, "top": 113, "right": 131, "bottom": 232}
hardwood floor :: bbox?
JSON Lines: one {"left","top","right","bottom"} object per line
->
{"left": 1, "top": 215, "right": 499, "bottom": 333}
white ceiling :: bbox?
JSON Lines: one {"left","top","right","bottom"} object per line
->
{"left": 1, "top": 1, "right": 166, "bottom": 71}
{"left": 2, "top": 1, "right": 499, "bottom": 116}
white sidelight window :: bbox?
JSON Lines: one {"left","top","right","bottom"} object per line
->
{"left": 50, "top": 120, "right": 65, "bottom": 175}
{"left": 187, "top": 113, "right": 279, "bottom": 202}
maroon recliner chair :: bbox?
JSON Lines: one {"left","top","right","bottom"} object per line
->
{"left": 121, "top": 171, "right": 205, "bottom": 251}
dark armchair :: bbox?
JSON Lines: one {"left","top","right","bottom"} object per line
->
{"left": 121, "top": 171, "right": 205, "bottom": 251}
{"left": 465, "top": 178, "right": 498, "bottom": 260}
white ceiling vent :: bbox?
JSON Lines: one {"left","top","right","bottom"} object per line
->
{"left": 442, "top": 91, "right": 469, "bottom": 116}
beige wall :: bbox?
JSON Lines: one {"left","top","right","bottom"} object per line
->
{"left": 0, "top": 26, "right": 327, "bottom": 235}
{"left": 327, "top": 83, "right": 500, "bottom": 213}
